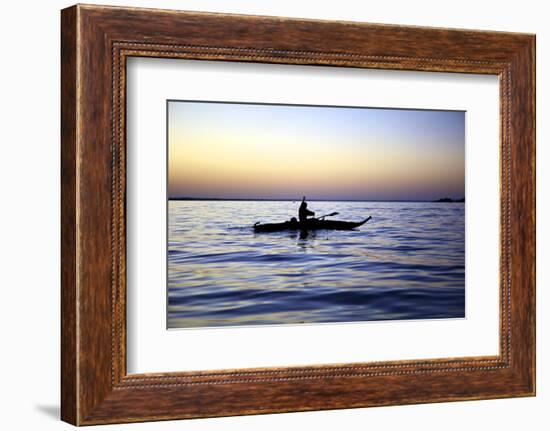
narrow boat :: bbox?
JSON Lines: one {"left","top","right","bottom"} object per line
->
{"left": 253, "top": 216, "right": 371, "bottom": 233}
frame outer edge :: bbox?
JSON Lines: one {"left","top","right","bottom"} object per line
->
{"left": 508, "top": 35, "right": 536, "bottom": 395}
{"left": 61, "top": 4, "right": 536, "bottom": 424}
{"left": 523, "top": 34, "right": 536, "bottom": 395}
{"left": 526, "top": 34, "right": 536, "bottom": 396}
{"left": 531, "top": 34, "right": 536, "bottom": 396}
{"left": 61, "top": 4, "right": 79, "bottom": 426}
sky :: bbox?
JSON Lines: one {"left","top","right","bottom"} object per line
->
{"left": 168, "top": 101, "right": 465, "bottom": 201}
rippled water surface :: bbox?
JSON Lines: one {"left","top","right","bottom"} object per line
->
{"left": 168, "top": 200, "right": 465, "bottom": 328}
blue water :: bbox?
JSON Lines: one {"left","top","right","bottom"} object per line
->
{"left": 168, "top": 200, "right": 465, "bottom": 329}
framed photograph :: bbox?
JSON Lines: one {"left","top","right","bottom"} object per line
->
{"left": 61, "top": 4, "right": 535, "bottom": 425}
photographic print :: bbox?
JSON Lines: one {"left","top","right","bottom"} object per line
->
{"left": 167, "top": 101, "right": 465, "bottom": 329}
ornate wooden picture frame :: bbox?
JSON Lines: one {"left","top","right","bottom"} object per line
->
{"left": 61, "top": 4, "right": 535, "bottom": 425}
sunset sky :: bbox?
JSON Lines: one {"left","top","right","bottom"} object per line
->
{"left": 168, "top": 101, "right": 465, "bottom": 201}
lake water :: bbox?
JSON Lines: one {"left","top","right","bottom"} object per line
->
{"left": 168, "top": 200, "right": 465, "bottom": 329}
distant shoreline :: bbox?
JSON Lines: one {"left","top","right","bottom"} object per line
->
{"left": 168, "top": 197, "right": 465, "bottom": 203}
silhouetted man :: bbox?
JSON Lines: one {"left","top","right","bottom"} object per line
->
{"left": 298, "top": 196, "right": 315, "bottom": 224}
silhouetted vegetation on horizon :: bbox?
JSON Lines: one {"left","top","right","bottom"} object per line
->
{"left": 433, "top": 197, "right": 465, "bottom": 203}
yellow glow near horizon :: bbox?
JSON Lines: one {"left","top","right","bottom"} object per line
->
{"left": 168, "top": 102, "right": 465, "bottom": 201}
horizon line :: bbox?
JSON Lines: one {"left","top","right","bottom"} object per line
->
{"left": 168, "top": 196, "right": 466, "bottom": 203}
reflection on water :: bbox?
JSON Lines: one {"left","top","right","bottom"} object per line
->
{"left": 168, "top": 200, "right": 465, "bottom": 329}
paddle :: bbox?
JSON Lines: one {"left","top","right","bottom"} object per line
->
{"left": 315, "top": 211, "right": 339, "bottom": 220}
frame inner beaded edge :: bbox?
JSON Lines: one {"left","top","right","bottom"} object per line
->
{"left": 110, "top": 42, "right": 512, "bottom": 388}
